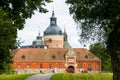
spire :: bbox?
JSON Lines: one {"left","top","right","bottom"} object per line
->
{"left": 38, "top": 26, "right": 41, "bottom": 36}
{"left": 64, "top": 25, "right": 68, "bottom": 41}
{"left": 52, "top": 11, "right": 55, "bottom": 17}
{"left": 64, "top": 25, "right": 67, "bottom": 34}
{"left": 36, "top": 26, "right": 42, "bottom": 40}
{"left": 50, "top": 10, "right": 57, "bottom": 26}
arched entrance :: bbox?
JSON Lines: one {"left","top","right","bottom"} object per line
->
{"left": 66, "top": 66, "right": 75, "bottom": 73}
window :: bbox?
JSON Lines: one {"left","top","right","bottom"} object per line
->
{"left": 80, "top": 64, "right": 83, "bottom": 68}
{"left": 52, "top": 55, "right": 56, "bottom": 59}
{"left": 40, "top": 64, "right": 42, "bottom": 69}
{"left": 88, "top": 64, "right": 92, "bottom": 71}
{"left": 85, "top": 55, "right": 89, "bottom": 59}
{"left": 58, "top": 52, "right": 62, "bottom": 58}
{"left": 68, "top": 62, "right": 74, "bottom": 64}
{"left": 18, "top": 64, "right": 21, "bottom": 69}
{"left": 49, "top": 64, "right": 52, "bottom": 69}
{"left": 22, "top": 55, "right": 25, "bottom": 59}
{"left": 60, "top": 31, "right": 62, "bottom": 34}
{"left": 95, "top": 64, "right": 98, "bottom": 68}
{"left": 27, "top": 64, "right": 30, "bottom": 69}
{"left": 58, "top": 64, "right": 61, "bottom": 68}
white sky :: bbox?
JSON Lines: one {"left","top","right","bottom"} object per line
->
{"left": 17, "top": 0, "right": 89, "bottom": 48}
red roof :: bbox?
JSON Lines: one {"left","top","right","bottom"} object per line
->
{"left": 13, "top": 48, "right": 100, "bottom": 62}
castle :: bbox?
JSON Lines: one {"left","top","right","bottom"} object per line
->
{"left": 13, "top": 11, "right": 101, "bottom": 74}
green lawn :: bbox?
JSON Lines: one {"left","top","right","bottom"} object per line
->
{"left": 0, "top": 74, "right": 34, "bottom": 80}
{"left": 50, "top": 73, "right": 113, "bottom": 80}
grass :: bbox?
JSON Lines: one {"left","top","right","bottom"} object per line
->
{"left": 0, "top": 74, "right": 34, "bottom": 80}
{"left": 50, "top": 73, "right": 113, "bottom": 80}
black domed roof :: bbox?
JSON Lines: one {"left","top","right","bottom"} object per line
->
{"left": 44, "top": 11, "right": 63, "bottom": 35}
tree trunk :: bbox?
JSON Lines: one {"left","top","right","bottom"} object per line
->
{"left": 110, "top": 49, "right": 120, "bottom": 80}
{"left": 108, "top": 24, "right": 120, "bottom": 80}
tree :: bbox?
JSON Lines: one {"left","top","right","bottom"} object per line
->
{"left": 0, "top": 0, "right": 51, "bottom": 74}
{"left": 66, "top": 0, "right": 120, "bottom": 80}
{"left": 89, "top": 43, "right": 112, "bottom": 72}
{"left": 0, "top": 7, "right": 15, "bottom": 74}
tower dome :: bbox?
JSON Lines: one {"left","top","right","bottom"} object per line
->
{"left": 44, "top": 11, "right": 63, "bottom": 35}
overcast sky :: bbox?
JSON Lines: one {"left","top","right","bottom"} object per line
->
{"left": 17, "top": 0, "right": 89, "bottom": 48}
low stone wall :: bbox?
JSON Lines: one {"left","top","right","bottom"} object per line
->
{"left": 15, "top": 68, "right": 66, "bottom": 74}
{"left": 15, "top": 68, "right": 100, "bottom": 74}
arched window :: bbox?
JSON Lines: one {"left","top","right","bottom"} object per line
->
{"left": 27, "top": 64, "right": 30, "bottom": 69}
{"left": 49, "top": 64, "right": 52, "bottom": 69}
{"left": 18, "top": 64, "right": 21, "bottom": 69}
{"left": 52, "top": 55, "right": 56, "bottom": 59}
{"left": 88, "top": 64, "right": 92, "bottom": 71}
{"left": 85, "top": 55, "right": 89, "bottom": 59}
{"left": 22, "top": 55, "right": 25, "bottom": 59}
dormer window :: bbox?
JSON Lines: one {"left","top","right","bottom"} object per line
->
{"left": 85, "top": 55, "right": 89, "bottom": 59}
{"left": 52, "top": 55, "right": 56, "bottom": 59}
{"left": 49, "top": 39, "right": 52, "bottom": 43}
{"left": 22, "top": 55, "right": 25, "bottom": 59}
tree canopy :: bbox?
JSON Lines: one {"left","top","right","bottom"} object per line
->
{"left": 0, "top": 7, "right": 15, "bottom": 74}
{"left": 66, "top": 0, "right": 120, "bottom": 80}
{"left": 0, "top": 0, "right": 52, "bottom": 29}
{"left": 89, "top": 43, "right": 112, "bottom": 72}
{"left": 0, "top": 0, "right": 52, "bottom": 74}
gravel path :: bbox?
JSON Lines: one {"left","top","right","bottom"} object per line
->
{"left": 26, "top": 74, "right": 53, "bottom": 80}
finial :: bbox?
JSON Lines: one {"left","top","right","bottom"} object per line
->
{"left": 52, "top": 10, "right": 55, "bottom": 17}
{"left": 52, "top": 0, "right": 55, "bottom": 17}
{"left": 38, "top": 26, "right": 40, "bottom": 36}
{"left": 64, "top": 24, "right": 66, "bottom": 33}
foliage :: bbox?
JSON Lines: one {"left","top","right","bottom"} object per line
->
{"left": 50, "top": 73, "right": 112, "bottom": 80}
{"left": 0, "top": 0, "right": 52, "bottom": 74}
{"left": 0, "top": 7, "right": 15, "bottom": 74}
{"left": 0, "top": 74, "right": 34, "bottom": 80}
{"left": 0, "top": 0, "right": 52, "bottom": 29}
{"left": 2, "top": 63, "right": 16, "bottom": 74}
{"left": 65, "top": 0, "right": 120, "bottom": 80}
{"left": 89, "top": 43, "right": 112, "bottom": 72}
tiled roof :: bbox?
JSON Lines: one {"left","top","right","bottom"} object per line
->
{"left": 13, "top": 48, "right": 100, "bottom": 62}
{"left": 73, "top": 48, "right": 100, "bottom": 61}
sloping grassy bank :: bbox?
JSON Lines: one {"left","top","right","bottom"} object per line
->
{"left": 50, "top": 73, "right": 112, "bottom": 80}
{"left": 0, "top": 74, "right": 34, "bottom": 80}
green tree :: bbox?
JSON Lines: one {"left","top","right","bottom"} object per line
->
{"left": 0, "top": 0, "right": 51, "bottom": 74}
{"left": 0, "top": 7, "right": 15, "bottom": 74}
{"left": 89, "top": 43, "right": 112, "bottom": 72}
{"left": 66, "top": 0, "right": 120, "bottom": 80}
